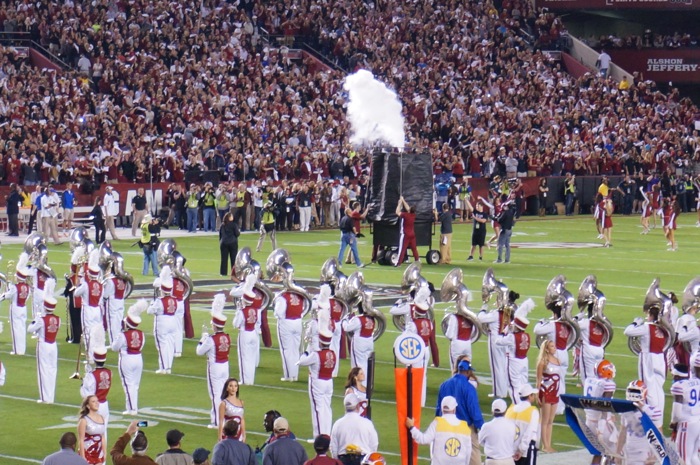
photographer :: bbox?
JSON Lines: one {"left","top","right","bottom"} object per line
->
{"left": 256, "top": 201, "right": 277, "bottom": 252}
{"left": 139, "top": 214, "right": 161, "bottom": 276}
{"left": 186, "top": 184, "right": 201, "bottom": 233}
{"left": 215, "top": 183, "right": 232, "bottom": 230}
{"left": 200, "top": 182, "right": 216, "bottom": 232}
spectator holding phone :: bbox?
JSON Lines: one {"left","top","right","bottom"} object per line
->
{"left": 111, "top": 420, "right": 157, "bottom": 465}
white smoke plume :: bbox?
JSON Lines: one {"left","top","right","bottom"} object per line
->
{"left": 343, "top": 69, "right": 405, "bottom": 149}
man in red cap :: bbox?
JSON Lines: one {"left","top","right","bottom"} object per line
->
{"left": 27, "top": 278, "right": 60, "bottom": 403}
{"left": 111, "top": 300, "right": 148, "bottom": 415}
{"left": 196, "top": 294, "right": 230, "bottom": 428}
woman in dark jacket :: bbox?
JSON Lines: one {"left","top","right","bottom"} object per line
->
{"left": 91, "top": 196, "right": 106, "bottom": 244}
{"left": 219, "top": 212, "right": 240, "bottom": 276}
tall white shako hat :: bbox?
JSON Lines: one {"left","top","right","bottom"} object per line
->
{"left": 90, "top": 324, "right": 108, "bottom": 363}
{"left": 242, "top": 274, "right": 257, "bottom": 305}
{"left": 15, "top": 252, "right": 29, "bottom": 282}
{"left": 414, "top": 285, "right": 431, "bottom": 313}
{"left": 318, "top": 311, "right": 332, "bottom": 346}
{"left": 87, "top": 248, "right": 101, "bottom": 278}
{"left": 211, "top": 293, "right": 227, "bottom": 328}
{"left": 125, "top": 299, "right": 149, "bottom": 329}
{"left": 513, "top": 298, "right": 535, "bottom": 330}
{"left": 316, "top": 284, "right": 331, "bottom": 312}
{"left": 157, "top": 266, "right": 173, "bottom": 295}
{"left": 43, "top": 278, "right": 57, "bottom": 313}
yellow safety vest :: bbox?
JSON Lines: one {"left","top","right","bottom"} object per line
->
{"left": 216, "top": 194, "right": 229, "bottom": 210}
{"left": 187, "top": 193, "right": 198, "bottom": 208}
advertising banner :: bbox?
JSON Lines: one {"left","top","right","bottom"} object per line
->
{"left": 535, "top": 0, "right": 699, "bottom": 10}
{"left": 608, "top": 49, "right": 700, "bottom": 84}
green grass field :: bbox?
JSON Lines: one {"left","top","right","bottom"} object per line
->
{"left": 1, "top": 213, "right": 698, "bottom": 463}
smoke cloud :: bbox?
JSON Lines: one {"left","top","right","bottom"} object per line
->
{"left": 343, "top": 69, "right": 405, "bottom": 149}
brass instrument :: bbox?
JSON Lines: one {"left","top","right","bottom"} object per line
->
{"left": 157, "top": 239, "right": 177, "bottom": 268}
{"left": 266, "top": 249, "right": 312, "bottom": 316}
{"left": 0, "top": 253, "right": 16, "bottom": 294}
{"left": 537, "top": 275, "right": 581, "bottom": 350}
{"left": 360, "top": 283, "right": 386, "bottom": 341}
{"left": 112, "top": 252, "right": 134, "bottom": 299}
{"left": 394, "top": 262, "right": 434, "bottom": 331}
{"left": 679, "top": 277, "right": 700, "bottom": 354}
{"left": 337, "top": 271, "right": 385, "bottom": 341}
{"left": 172, "top": 250, "right": 193, "bottom": 300}
{"left": 628, "top": 278, "right": 675, "bottom": 355}
{"left": 440, "top": 268, "right": 482, "bottom": 343}
{"left": 98, "top": 241, "right": 115, "bottom": 282}
{"left": 577, "top": 275, "right": 614, "bottom": 348}
{"left": 233, "top": 248, "right": 272, "bottom": 309}
{"left": 320, "top": 257, "right": 348, "bottom": 294}
{"left": 481, "top": 268, "right": 512, "bottom": 334}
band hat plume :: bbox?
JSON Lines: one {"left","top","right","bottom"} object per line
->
{"left": 125, "top": 299, "right": 149, "bottom": 328}
{"left": 43, "top": 278, "right": 57, "bottom": 311}
{"left": 211, "top": 293, "right": 227, "bottom": 327}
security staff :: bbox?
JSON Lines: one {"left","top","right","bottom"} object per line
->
{"left": 406, "top": 396, "right": 471, "bottom": 465}
{"left": 435, "top": 357, "right": 484, "bottom": 465}
{"left": 504, "top": 386, "right": 540, "bottom": 465}
{"left": 330, "top": 394, "right": 379, "bottom": 465}
{"left": 478, "top": 399, "right": 516, "bottom": 465}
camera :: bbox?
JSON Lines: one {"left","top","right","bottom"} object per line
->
{"left": 137, "top": 421, "right": 148, "bottom": 427}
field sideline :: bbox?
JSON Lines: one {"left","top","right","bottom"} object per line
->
{"left": 0, "top": 213, "right": 698, "bottom": 464}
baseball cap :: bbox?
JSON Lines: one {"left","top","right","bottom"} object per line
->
{"left": 313, "top": 434, "right": 331, "bottom": 453}
{"left": 166, "top": 429, "right": 185, "bottom": 446}
{"left": 273, "top": 417, "right": 289, "bottom": 433}
{"left": 441, "top": 396, "right": 458, "bottom": 412}
{"left": 192, "top": 448, "right": 210, "bottom": 464}
{"left": 131, "top": 431, "right": 148, "bottom": 451}
{"left": 518, "top": 384, "right": 537, "bottom": 398}
{"left": 344, "top": 393, "right": 360, "bottom": 411}
{"left": 457, "top": 359, "right": 473, "bottom": 372}
{"left": 491, "top": 398, "right": 507, "bottom": 414}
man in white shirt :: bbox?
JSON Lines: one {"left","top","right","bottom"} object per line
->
{"left": 504, "top": 385, "right": 540, "bottom": 465}
{"left": 478, "top": 399, "right": 516, "bottom": 465}
{"left": 330, "top": 394, "right": 379, "bottom": 465}
{"left": 41, "top": 188, "right": 62, "bottom": 244}
{"left": 406, "top": 396, "right": 471, "bottom": 465}
{"left": 104, "top": 186, "right": 120, "bottom": 240}
{"left": 597, "top": 50, "right": 611, "bottom": 77}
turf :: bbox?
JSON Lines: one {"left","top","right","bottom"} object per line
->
{"left": 0, "top": 213, "right": 698, "bottom": 464}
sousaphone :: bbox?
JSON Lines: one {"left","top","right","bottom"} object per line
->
{"left": 440, "top": 268, "right": 482, "bottom": 343}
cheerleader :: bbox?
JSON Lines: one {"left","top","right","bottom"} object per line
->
{"left": 593, "top": 193, "right": 604, "bottom": 239}
{"left": 344, "top": 367, "right": 368, "bottom": 417}
{"left": 536, "top": 340, "right": 561, "bottom": 453}
{"left": 482, "top": 195, "right": 503, "bottom": 248}
{"left": 77, "top": 395, "right": 106, "bottom": 465}
{"left": 662, "top": 197, "right": 679, "bottom": 251}
{"left": 650, "top": 184, "right": 662, "bottom": 229}
{"left": 639, "top": 189, "right": 652, "bottom": 234}
{"left": 217, "top": 378, "right": 245, "bottom": 442}
{"left": 601, "top": 198, "right": 614, "bottom": 247}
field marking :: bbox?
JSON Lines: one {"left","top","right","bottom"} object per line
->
{"left": 0, "top": 455, "right": 41, "bottom": 464}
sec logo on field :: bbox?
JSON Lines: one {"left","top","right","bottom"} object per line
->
{"left": 393, "top": 332, "right": 425, "bottom": 366}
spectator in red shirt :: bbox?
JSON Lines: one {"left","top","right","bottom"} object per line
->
{"left": 395, "top": 196, "right": 419, "bottom": 267}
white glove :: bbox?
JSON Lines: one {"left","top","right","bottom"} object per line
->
{"left": 633, "top": 317, "right": 644, "bottom": 326}
{"left": 0, "top": 321, "right": 3, "bottom": 334}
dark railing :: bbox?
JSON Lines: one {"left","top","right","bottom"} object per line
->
{"left": 0, "top": 31, "right": 72, "bottom": 70}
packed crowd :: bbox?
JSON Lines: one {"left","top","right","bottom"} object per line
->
{"left": 0, "top": 0, "right": 699, "bottom": 195}
{"left": 584, "top": 29, "right": 700, "bottom": 50}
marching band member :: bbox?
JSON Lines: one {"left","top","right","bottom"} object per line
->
{"left": 390, "top": 285, "right": 433, "bottom": 405}
{"left": 27, "top": 278, "right": 60, "bottom": 403}
{"left": 80, "top": 325, "right": 112, "bottom": 439}
{"left": 669, "top": 363, "right": 700, "bottom": 465}
{"left": 478, "top": 298, "right": 510, "bottom": 399}
{"left": 273, "top": 278, "right": 305, "bottom": 382}
{"left": 74, "top": 251, "right": 104, "bottom": 363}
{"left": 307, "top": 284, "right": 334, "bottom": 353}
{"left": 495, "top": 298, "right": 534, "bottom": 405}
{"left": 110, "top": 300, "right": 148, "bottom": 416}
{"left": 675, "top": 304, "right": 699, "bottom": 371}
{"left": 196, "top": 294, "right": 231, "bottom": 428}
{"left": 171, "top": 270, "right": 188, "bottom": 358}
{"left": 0, "top": 256, "right": 31, "bottom": 355}
{"left": 148, "top": 267, "right": 178, "bottom": 374}
{"left": 102, "top": 267, "right": 129, "bottom": 345}
{"left": 623, "top": 305, "right": 671, "bottom": 419}
{"left": 328, "top": 285, "right": 345, "bottom": 377}
{"left": 342, "top": 299, "right": 376, "bottom": 388}
{"left": 444, "top": 311, "right": 476, "bottom": 373}
{"left": 583, "top": 360, "right": 617, "bottom": 465}
{"left": 617, "top": 380, "right": 663, "bottom": 463}
{"left": 576, "top": 311, "right": 606, "bottom": 385}
{"left": 27, "top": 252, "right": 52, "bottom": 320}
{"left": 64, "top": 244, "right": 85, "bottom": 343}
{"left": 0, "top": 324, "right": 5, "bottom": 386}
{"left": 299, "top": 321, "right": 336, "bottom": 437}
{"left": 231, "top": 275, "right": 261, "bottom": 385}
